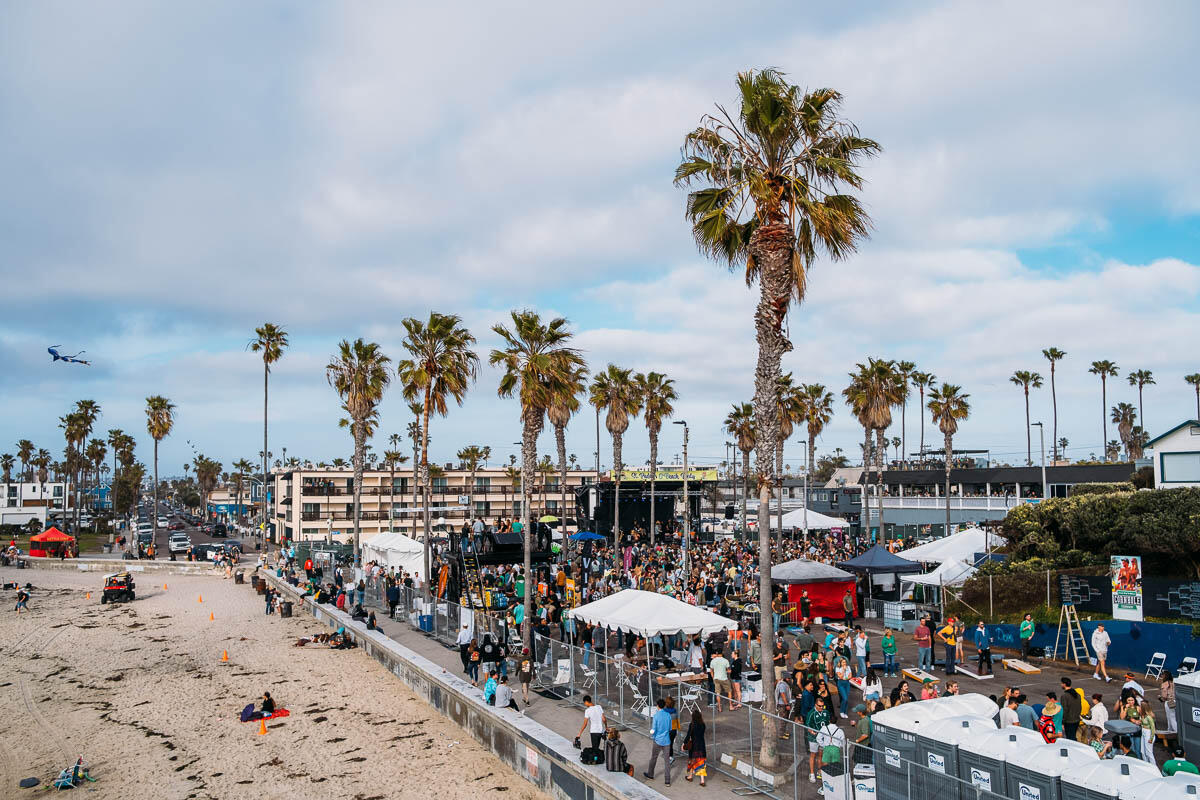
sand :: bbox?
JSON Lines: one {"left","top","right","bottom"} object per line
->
{"left": 0, "top": 567, "right": 547, "bottom": 800}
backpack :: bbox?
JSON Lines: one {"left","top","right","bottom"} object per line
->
{"left": 239, "top": 703, "right": 256, "bottom": 722}
{"left": 580, "top": 746, "right": 604, "bottom": 765}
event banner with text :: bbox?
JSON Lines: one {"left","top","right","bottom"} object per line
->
{"left": 1111, "top": 555, "right": 1144, "bottom": 622}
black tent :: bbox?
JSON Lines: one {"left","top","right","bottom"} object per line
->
{"left": 837, "top": 544, "right": 922, "bottom": 602}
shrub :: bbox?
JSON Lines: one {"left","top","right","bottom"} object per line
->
{"left": 1070, "top": 482, "right": 1134, "bottom": 496}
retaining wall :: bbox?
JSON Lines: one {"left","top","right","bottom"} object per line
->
{"left": 21, "top": 556, "right": 223, "bottom": 576}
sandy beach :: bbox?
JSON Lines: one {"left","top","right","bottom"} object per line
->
{"left": 0, "top": 567, "right": 546, "bottom": 800}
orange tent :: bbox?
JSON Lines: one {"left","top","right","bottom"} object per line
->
{"left": 30, "top": 526, "right": 75, "bottom": 557}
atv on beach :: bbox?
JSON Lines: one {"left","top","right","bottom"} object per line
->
{"left": 100, "top": 571, "right": 136, "bottom": 603}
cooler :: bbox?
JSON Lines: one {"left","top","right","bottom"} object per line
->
{"left": 1005, "top": 742, "right": 1098, "bottom": 800}
{"left": 958, "top": 726, "right": 1044, "bottom": 799}
{"left": 742, "top": 670, "right": 763, "bottom": 702}
{"left": 917, "top": 716, "right": 999, "bottom": 800}
{"left": 1060, "top": 756, "right": 1161, "bottom": 800}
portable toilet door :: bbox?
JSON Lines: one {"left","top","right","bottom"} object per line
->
{"left": 1118, "top": 773, "right": 1200, "bottom": 800}
{"left": 872, "top": 702, "right": 956, "bottom": 800}
{"left": 1006, "top": 741, "right": 1101, "bottom": 800}
{"left": 958, "top": 725, "right": 1044, "bottom": 799}
{"left": 1176, "top": 670, "right": 1200, "bottom": 763}
{"left": 1060, "top": 756, "right": 1162, "bottom": 800}
{"left": 917, "top": 716, "right": 998, "bottom": 800}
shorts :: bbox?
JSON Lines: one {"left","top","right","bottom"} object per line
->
{"left": 714, "top": 679, "right": 732, "bottom": 696}
{"left": 808, "top": 741, "right": 819, "bottom": 754}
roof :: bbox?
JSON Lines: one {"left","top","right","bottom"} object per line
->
{"left": 777, "top": 508, "right": 851, "bottom": 529}
{"left": 1145, "top": 420, "right": 1200, "bottom": 448}
{"left": 896, "top": 527, "right": 1002, "bottom": 564}
{"left": 771, "top": 558, "right": 854, "bottom": 584}
{"left": 837, "top": 544, "right": 923, "bottom": 574}
{"left": 565, "top": 589, "right": 738, "bottom": 637}
{"left": 31, "top": 527, "right": 74, "bottom": 542}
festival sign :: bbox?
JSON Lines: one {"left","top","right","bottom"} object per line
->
{"left": 610, "top": 467, "right": 719, "bottom": 482}
{"left": 1110, "top": 554, "right": 1144, "bottom": 622}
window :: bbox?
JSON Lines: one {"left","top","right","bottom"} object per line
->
{"left": 393, "top": 477, "right": 408, "bottom": 493}
{"left": 512, "top": 501, "right": 522, "bottom": 517}
{"left": 474, "top": 501, "right": 491, "bottom": 518}
{"left": 1162, "top": 452, "right": 1200, "bottom": 483}
{"left": 546, "top": 500, "right": 559, "bottom": 512}
{"left": 345, "top": 503, "right": 354, "bottom": 517}
{"left": 302, "top": 503, "right": 321, "bottom": 514}
{"left": 475, "top": 477, "right": 491, "bottom": 491}
{"left": 53, "top": 485, "right": 63, "bottom": 497}
{"left": 433, "top": 477, "right": 448, "bottom": 489}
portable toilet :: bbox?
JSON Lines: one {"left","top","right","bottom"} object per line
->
{"left": 958, "top": 726, "right": 1044, "bottom": 799}
{"left": 1118, "top": 773, "right": 1200, "bottom": 800}
{"left": 1176, "top": 670, "right": 1200, "bottom": 763}
{"left": 915, "top": 715, "right": 998, "bottom": 800}
{"left": 1005, "top": 741, "right": 1099, "bottom": 800}
{"left": 1060, "top": 756, "right": 1161, "bottom": 800}
{"left": 872, "top": 701, "right": 962, "bottom": 800}
{"left": 941, "top": 693, "right": 1001, "bottom": 722}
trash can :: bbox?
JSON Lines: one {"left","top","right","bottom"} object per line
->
{"left": 234, "top": 571, "right": 244, "bottom": 585}
{"left": 1118, "top": 773, "right": 1200, "bottom": 799}
{"left": 1005, "top": 742, "right": 1098, "bottom": 800}
{"left": 959, "top": 726, "right": 1044, "bottom": 799}
{"left": 821, "top": 760, "right": 851, "bottom": 800}
{"left": 279, "top": 601, "right": 292, "bottom": 618}
{"left": 419, "top": 614, "right": 433, "bottom": 633}
{"left": 1061, "top": 756, "right": 1161, "bottom": 800}
{"left": 852, "top": 763, "right": 877, "bottom": 800}
{"left": 256, "top": 580, "right": 267, "bottom": 595}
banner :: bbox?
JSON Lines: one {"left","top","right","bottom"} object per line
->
{"left": 1110, "top": 555, "right": 1144, "bottom": 621}
{"left": 609, "top": 467, "right": 718, "bottom": 482}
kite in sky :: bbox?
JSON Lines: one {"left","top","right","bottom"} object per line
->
{"left": 47, "top": 346, "right": 91, "bottom": 366}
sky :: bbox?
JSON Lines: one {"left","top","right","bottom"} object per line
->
{"left": 2, "top": 1, "right": 1199, "bottom": 478}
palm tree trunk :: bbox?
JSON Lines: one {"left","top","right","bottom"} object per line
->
{"left": 421, "top": 392, "right": 433, "bottom": 602}
{"left": 861, "top": 428, "right": 871, "bottom": 539}
{"left": 807, "top": 435, "right": 816, "bottom": 476}
{"left": 521, "top": 411, "right": 541, "bottom": 652}
{"left": 390, "top": 460, "right": 396, "bottom": 533}
{"left": 648, "top": 432, "right": 657, "bottom": 545}
{"left": 1101, "top": 377, "right": 1108, "bottom": 462}
{"left": 612, "top": 433, "right": 623, "bottom": 545}
{"left": 555, "top": 424, "right": 568, "bottom": 558}
{"left": 1050, "top": 365, "right": 1058, "bottom": 462}
{"left": 353, "top": 430, "right": 364, "bottom": 564}
{"left": 875, "top": 428, "right": 887, "bottom": 537}
{"left": 263, "top": 361, "right": 269, "bottom": 544}
{"left": 944, "top": 431, "right": 953, "bottom": 535}
{"left": 919, "top": 387, "right": 926, "bottom": 459}
{"left": 1195, "top": 385, "right": 1199, "bottom": 420}
{"left": 775, "top": 442, "right": 784, "bottom": 540}
{"left": 152, "top": 440, "right": 159, "bottom": 545}
{"left": 1024, "top": 388, "right": 1032, "bottom": 465}
{"left": 901, "top": 395, "right": 907, "bottom": 468}
{"left": 1138, "top": 386, "right": 1144, "bottom": 433}
{"left": 740, "top": 450, "right": 750, "bottom": 534}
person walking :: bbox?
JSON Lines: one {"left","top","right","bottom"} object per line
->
{"left": 1091, "top": 623, "right": 1112, "bottom": 682}
{"left": 853, "top": 628, "right": 869, "bottom": 678}
{"left": 576, "top": 695, "right": 607, "bottom": 751}
{"left": 516, "top": 647, "right": 534, "bottom": 706}
{"left": 1161, "top": 671, "right": 1178, "bottom": 744}
{"left": 974, "top": 621, "right": 993, "bottom": 675}
{"left": 456, "top": 624, "right": 472, "bottom": 675}
{"left": 644, "top": 699, "right": 673, "bottom": 786}
{"left": 914, "top": 617, "right": 932, "bottom": 672}
{"left": 385, "top": 580, "right": 399, "bottom": 619}
{"left": 1019, "top": 614, "right": 1035, "bottom": 661}
{"left": 1060, "top": 677, "right": 1083, "bottom": 742}
{"left": 804, "top": 696, "right": 832, "bottom": 784}
{"left": 709, "top": 649, "right": 732, "bottom": 713}
{"left": 682, "top": 709, "right": 708, "bottom": 786}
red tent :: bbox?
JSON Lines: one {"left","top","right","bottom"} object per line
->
{"left": 30, "top": 526, "right": 75, "bottom": 557}
{"left": 32, "top": 527, "right": 74, "bottom": 542}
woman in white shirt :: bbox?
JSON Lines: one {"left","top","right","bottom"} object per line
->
{"left": 861, "top": 668, "right": 883, "bottom": 702}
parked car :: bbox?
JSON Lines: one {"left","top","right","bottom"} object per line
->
{"left": 168, "top": 535, "right": 191, "bottom": 554}
{"left": 211, "top": 523, "right": 228, "bottom": 538}
{"left": 168, "top": 521, "right": 185, "bottom": 531}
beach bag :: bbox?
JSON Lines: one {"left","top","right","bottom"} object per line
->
{"left": 239, "top": 703, "right": 255, "bottom": 722}
{"left": 580, "top": 747, "right": 603, "bottom": 765}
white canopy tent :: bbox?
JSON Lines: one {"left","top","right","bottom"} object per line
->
{"left": 905, "top": 558, "right": 977, "bottom": 588}
{"left": 566, "top": 589, "right": 738, "bottom": 637}
{"left": 896, "top": 527, "right": 1001, "bottom": 565}
{"left": 361, "top": 532, "right": 426, "bottom": 581}
{"left": 777, "top": 508, "right": 851, "bottom": 530}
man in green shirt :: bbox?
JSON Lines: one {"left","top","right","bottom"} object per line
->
{"left": 1019, "top": 614, "right": 1035, "bottom": 660}
{"left": 804, "top": 697, "right": 831, "bottom": 784}
{"left": 853, "top": 703, "right": 872, "bottom": 748}
{"left": 1164, "top": 747, "right": 1200, "bottom": 776}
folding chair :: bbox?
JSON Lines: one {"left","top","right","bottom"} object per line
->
{"left": 1145, "top": 652, "right": 1166, "bottom": 679}
{"left": 1178, "top": 656, "right": 1198, "bottom": 676}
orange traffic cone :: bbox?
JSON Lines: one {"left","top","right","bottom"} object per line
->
{"left": 209, "top": 612, "right": 215, "bottom": 621}
{"left": 163, "top": 583, "right": 168, "bottom": 590}
{"left": 198, "top": 595, "right": 203, "bottom": 603}
{"left": 221, "top": 650, "right": 228, "bottom": 662}
{"left": 258, "top": 719, "right": 268, "bottom": 735}
{"left": 85, "top": 592, "right": 91, "bottom": 599}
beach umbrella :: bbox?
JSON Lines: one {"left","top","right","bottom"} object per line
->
{"left": 569, "top": 531, "right": 605, "bottom": 542}
{"left": 538, "top": 515, "right": 559, "bottom": 523}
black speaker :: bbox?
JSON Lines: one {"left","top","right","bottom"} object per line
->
{"left": 724, "top": 504, "right": 735, "bottom": 519}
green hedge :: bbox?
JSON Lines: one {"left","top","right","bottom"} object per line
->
{"left": 1069, "top": 482, "right": 1134, "bottom": 496}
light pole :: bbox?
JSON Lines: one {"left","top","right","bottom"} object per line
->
{"left": 674, "top": 420, "right": 689, "bottom": 576}
{"left": 1032, "top": 422, "right": 1048, "bottom": 500}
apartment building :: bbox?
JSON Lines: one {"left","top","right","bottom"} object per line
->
{"left": 271, "top": 467, "right": 599, "bottom": 544}
{"left": 1, "top": 481, "right": 72, "bottom": 526}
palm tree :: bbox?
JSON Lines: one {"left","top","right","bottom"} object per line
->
{"left": 589, "top": 365, "right": 642, "bottom": 543}
{"left": 85, "top": 439, "right": 107, "bottom": 514}
{"left": 1186, "top": 374, "right": 1200, "bottom": 419}
{"left": 397, "top": 312, "right": 479, "bottom": 592}
{"left": 1, "top": 454, "right": 13, "bottom": 486}
{"left": 798, "top": 384, "right": 834, "bottom": 475}
{"left": 33, "top": 449, "right": 51, "bottom": 511}
{"left": 910, "top": 372, "right": 936, "bottom": 462}
{"left": 457, "top": 445, "right": 490, "bottom": 516}
{"left": 1111, "top": 403, "right": 1138, "bottom": 459}
{"left": 548, "top": 367, "right": 587, "bottom": 547}
{"left": 1127, "top": 369, "right": 1156, "bottom": 434}
{"left": 489, "top": 310, "right": 585, "bottom": 650}
{"left": 326, "top": 339, "right": 391, "bottom": 562}
{"left": 844, "top": 359, "right": 904, "bottom": 538}
{"left": 407, "top": 404, "right": 422, "bottom": 519}
{"left": 896, "top": 361, "right": 916, "bottom": 468}
{"left": 1041, "top": 348, "right": 1066, "bottom": 461}
{"left": 193, "top": 455, "right": 222, "bottom": 521}
{"left": 144, "top": 396, "right": 175, "bottom": 543}
{"left": 1010, "top": 370, "right": 1044, "bottom": 465}
{"left": 891, "top": 437, "right": 901, "bottom": 462}
{"left": 1089, "top": 361, "right": 1119, "bottom": 462}
{"left": 1057, "top": 438, "right": 1069, "bottom": 461}
{"left": 73, "top": 400, "right": 101, "bottom": 529}
{"left": 249, "top": 323, "right": 289, "bottom": 541}
{"left": 382, "top": 449, "right": 409, "bottom": 532}
{"left": 232, "top": 457, "right": 255, "bottom": 522}
{"left": 635, "top": 371, "right": 676, "bottom": 544}
{"left": 774, "top": 374, "right": 803, "bottom": 538}
{"left": 928, "top": 384, "right": 970, "bottom": 536}
{"left": 59, "top": 412, "right": 86, "bottom": 529}
{"left": 677, "top": 70, "right": 878, "bottom": 758}
{"left": 723, "top": 403, "right": 755, "bottom": 535}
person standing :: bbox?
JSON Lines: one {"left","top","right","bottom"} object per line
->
{"left": 456, "top": 624, "right": 473, "bottom": 675}
{"left": 937, "top": 617, "right": 957, "bottom": 675}
{"left": 914, "top": 618, "right": 932, "bottom": 672}
{"left": 1082, "top": 692, "right": 1108, "bottom": 737}
{"left": 385, "top": 580, "right": 399, "bottom": 619}
{"left": 842, "top": 588, "right": 855, "bottom": 628}
{"left": 799, "top": 589, "right": 811, "bottom": 621}
{"left": 1091, "top": 623, "right": 1112, "bottom": 682}
{"left": 709, "top": 649, "right": 732, "bottom": 713}
{"left": 1019, "top": 614, "right": 1035, "bottom": 660}
{"left": 853, "top": 628, "right": 869, "bottom": 678}
{"left": 1000, "top": 697, "right": 1020, "bottom": 728}
{"left": 1015, "top": 694, "right": 1038, "bottom": 730}
{"left": 804, "top": 696, "right": 832, "bottom": 784}
{"left": 682, "top": 709, "right": 708, "bottom": 786}
{"left": 644, "top": 699, "right": 673, "bottom": 785}
{"left": 1161, "top": 671, "right": 1178, "bottom": 744}
{"left": 577, "top": 695, "right": 607, "bottom": 751}
{"left": 974, "top": 621, "right": 993, "bottom": 675}
{"left": 881, "top": 628, "right": 898, "bottom": 677}
{"left": 516, "top": 647, "right": 534, "bottom": 706}
{"left": 1060, "top": 677, "right": 1082, "bottom": 742}
{"left": 1164, "top": 747, "right": 1200, "bottom": 776}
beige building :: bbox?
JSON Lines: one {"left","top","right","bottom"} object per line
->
{"left": 271, "top": 467, "right": 599, "bottom": 544}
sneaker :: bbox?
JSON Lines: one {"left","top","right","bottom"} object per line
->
{"left": 809, "top": 773, "right": 816, "bottom": 783}
{"left": 643, "top": 772, "right": 654, "bottom": 780}
{"left": 1093, "top": 674, "right": 1101, "bottom": 680}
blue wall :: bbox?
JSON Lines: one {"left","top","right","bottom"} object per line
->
{"left": 982, "top": 619, "right": 1199, "bottom": 674}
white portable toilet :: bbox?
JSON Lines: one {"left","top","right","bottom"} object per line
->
{"left": 958, "top": 726, "right": 1044, "bottom": 798}
{"left": 871, "top": 700, "right": 966, "bottom": 800}
{"left": 940, "top": 692, "right": 1001, "bottom": 722}
{"left": 916, "top": 715, "right": 998, "bottom": 800}
{"left": 1118, "top": 773, "right": 1200, "bottom": 800}
{"left": 1006, "top": 741, "right": 1100, "bottom": 800}
{"left": 1061, "top": 756, "right": 1160, "bottom": 800}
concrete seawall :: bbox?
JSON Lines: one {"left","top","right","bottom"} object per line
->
{"left": 261, "top": 571, "right": 666, "bottom": 800}
{"left": 21, "top": 556, "right": 223, "bottom": 576}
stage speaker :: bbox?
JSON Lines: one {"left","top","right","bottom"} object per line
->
{"left": 724, "top": 504, "right": 735, "bottom": 519}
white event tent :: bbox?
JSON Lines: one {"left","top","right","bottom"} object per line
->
{"left": 896, "top": 527, "right": 1001, "bottom": 565}
{"left": 905, "top": 558, "right": 977, "bottom": 588}
{"left": 777, "top": 508, "right": 851, "bottom": 530}
{"left": 566, "top": 589, "right": 738, "bottom": 637}
{"left": 361, "top": 532, "right": 426, "bottom": 580}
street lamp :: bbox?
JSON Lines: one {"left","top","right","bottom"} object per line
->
{"left": 1031, "top": 422, "right": 1048, "bottom": 500}
{"left": 673, "top": 420, "right": 689, "bottom": 575}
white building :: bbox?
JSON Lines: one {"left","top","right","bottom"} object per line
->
{"left": 1, "top": 481, "right": 71, "bottom": 527}
{"left": 1146, "top": 420, "right": 1200, "bottom": 488}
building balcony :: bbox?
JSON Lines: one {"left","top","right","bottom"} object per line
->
{"left": 878, "top": 496, "right": 1032, "bottom": 511}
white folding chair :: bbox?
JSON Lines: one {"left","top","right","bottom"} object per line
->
{"left": 1145, "top": 652, "right": 1166, "bottom": 679}
{"left": 1179, "top": 657, "right": 1198, "bottom": 676}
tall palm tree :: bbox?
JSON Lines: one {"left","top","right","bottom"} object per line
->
{"left": 910, "top": 372, "right": 936, "bottom": 462}
{"left": 85, "top": 439, "right": 107, "bottom": 514}
{"left": 774, "top": 374, "right": 803, "bottom": 537}
{"left": 844, "top": 372, "right": 874, "bottom": 539}
{"left": 723, "top": 403, "right": 755, "bottom": 536}
{"left": 1111, "top": 402, "right": 1138, "bottom": 459}
{"left": 326, "top": 339, "right": 391, "bottom": 562}
{"left": 144, "top": 396, "right": 175, "bottom": 543}
{"left": 17, "top": 439, "right": 34, "bottom": 484}
{"left": 1010, "top": 370, "right": 1044, "bottom": 465}
{"left": 677, "top": 71, "right": 878, "bottom": 759}
{"left": 1089, "top": 361, "right": 1120, "bottom": 461}
{"left": 896, "top": 361, "right": 916, "bottom": 468}
{"left": 589, "top": 365, "right": 642, "bottom": 543}
{"left": 1127, "top": 369, "right": 1156, "bottom": 434}
{"left": 397, "top": 312, "right": 479, "bottom": 592}
{"left": 489, "top": 310, "right": 585, "bottom": 650}
{"left": 107, "top": 429, "right": 126, "bottom": 522}
{"left": 548, "top": 367, "right": 587, "bottom": 546}
{"left": 844, "top": 359, "right": 903, "bottom": 538}
{"left": 457, "top": 445, "right": 490, "bottom": 517}
{"left": 59, "top": 412, "right": 86, "bottom": 529}
{"left": 635, "top": 371, "right": 675, "bottom": 544}
{"left": 1, "top": 454, "right": 13, "bottom": 486}
{"left": 249, "top": 323, "right": 289, "bottom": 542}
{"left": 73, "top": 400, "right": 101, "bottom": 529}
{"left": 193, "top": 455, "right": 222, "bottom": 522}
{"left": 1185, "top": 374, "right": 1200, "bottom": 419}
{"left": 232, "top": 457, "right": 256, "bottom": 522}
{"left": 1041, "top": 348, "right": 1066, "bottom": 461}
{"left": 798, "top": 383, "right": 834, "bottom": 475}
{"left": 33, "top": 449, "right": 51, "bottom": 512}
{"left": 382, "top": 449, "right": 408, "bottom": 532}
{"left": 928, "top": 384, "right": 970, "bottom": 536}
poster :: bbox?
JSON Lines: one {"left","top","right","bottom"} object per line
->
{"left": 1111, "top": 555, "right": 1144, "bottom": 621}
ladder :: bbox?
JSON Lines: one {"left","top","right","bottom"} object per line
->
{"left": 1052, "top": 604, "right": 1091, "bottom": 665}
{"left": 460, "top": 548, "right": 488, "bottom": 611}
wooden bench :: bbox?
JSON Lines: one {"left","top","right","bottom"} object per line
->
{"left": 1002, "top": 658, "right": 1042, "bottom": 674}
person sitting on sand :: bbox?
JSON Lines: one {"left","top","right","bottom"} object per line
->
{"left": 260, "top": 691, "right": 275, "bottom": 717}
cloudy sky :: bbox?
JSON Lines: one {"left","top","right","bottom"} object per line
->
{"left": 2, "top": 1, "right": 1199, "bottom": 477}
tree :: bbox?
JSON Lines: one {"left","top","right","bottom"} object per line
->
{"left": 548, "top": 367, "right": 587, "bottom": 550}
{"left": 1127, "top": 369, "right": 1156, "bottom": 434}
{"left": 723, "top": 403, "right": 755, "bottom": 536}
{"left": 1185, "top": 374, "right": 1200, "bottom": 420}
{"left": 73, "top": 400, "right": 100, "bottom": 530}
{"left": 910, "top": 372, "right": 936, "bottom": 462}
{"left": 397, "top": 312, "right": 479, "bottom": 592}
{"left": 407, "top": 403, "right": 422, "bottom": 518}
{"left": 891, "top": 436, "right": 901, "bottom": 462}
{"left": 635, "top": 371, "right": 675, "bottom": 544}
{"left": 813, "top": 454, "right": 848, "bottom": 485}
{"left": 17, "top": 439, "right": 34, "bottom": 484}
{"left": 232, "top": 457, "right": 254, "bottom": 522}
{"left": 1010, "top": 370, "right": 1044, "bottom": 465}
{"left": 326, "top": 339, "right": 391, "bottom": 562}
{"left": 774, "top": 374, "right": 803, "bottom": 539}
{"left": 844, "top": 359, "right": 904, "bottom": 537}
{"left": 1111, "top": 403, "right": 1139, "bottom": 459}
{"left": 144, "top": 396, "right": 175, "bottom": 543}
{"left": 490, "top": 311, "right": 585, "bottom": 650}
{"left": 589, "top": 365, "right": 642, "bottom": 544}
{"left": 85, "top": 439, "right": 107, "bottom": 515}
{"left": 382, "top": 449, "right": 409, "bottom": 532}
{"left": 1057, "top": 438, "right": 1069, "bottom": 462}
{"left": 0, "top": 454, "right": 12, "bottom": 484}
{"left": 798, "top": 384, "right": 834, "bottom": 476}
{"left": 1042, "top": 348, "right": 1066, "bottom": 461}
{"left": 456, "top": 445, "right": 490, "bottom": 522}
{"left": 676, "top": 70, "right": 879, "bottom": 761}
{"left": 896, "top": 361, "right": 915, "bottom": 468}
{"left": 249, "top": 323, "right": 288, "bottom": 541}
{"left": 193, "top": 455, "right": 222, "bottom": 521}
{"left": 928, "top": 384, "right": 970, "bottom": 536}
{"left": 1089, "top": 361, "right": 1119, "bottom": 462}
